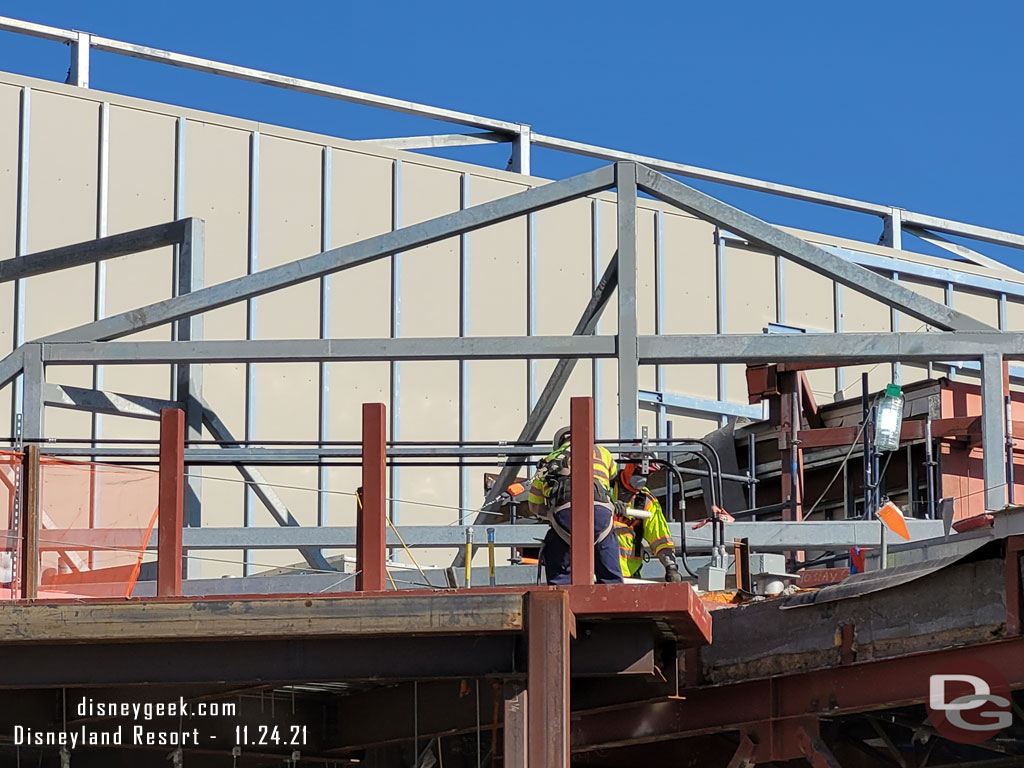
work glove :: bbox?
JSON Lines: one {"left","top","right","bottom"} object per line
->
{"left": 659, "top": 550, "right": 683, "bottom": 583}
{"left": 613, "top": 500, "right": 629, "bottom": 518}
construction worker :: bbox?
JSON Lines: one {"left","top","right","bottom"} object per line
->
{"left": 527, "top": 426, "right": 623, "bottom": 585}
{"left": 612, "top": 462, "right": 683, "bottom": 582}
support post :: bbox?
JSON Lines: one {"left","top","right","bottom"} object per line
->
{"left": 616, "top": 162, "right": 639, "bottom": 439}
{"left": 21, "top": 343, "right": 43, "bottom": 442}
{"left": 176, "top": 218, "right": 205, "bottom": 534}
{"left": 68, "top": 31, "right": 91, "bottom": 88}
{"left": 359, "top": 403, "right": 387, "bottom": 592}
{"left": 881, "top": 207, "right": 902, "bottom": 250}
{"left": 982, "top": 352, "right": 1007, "bottom": 510}
{"left": 527, "top": 591, "right": 573, "bottom": 768}
{"left": 503, "top": 683, "right": 528, "bottom": 768}
{"left": 509, "top": 125, "right": 531, "bottom": 175}
{"left": 570, "top": 396, "right": 595, "bottom": 586}
{"left": 21, "top": 444, "right": 39, "bottom": 600}
{"left": 157, "top": 408, "right": 184, "bottom": 597}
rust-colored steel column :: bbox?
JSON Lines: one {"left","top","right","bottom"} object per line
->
{"left": 359, "top": 402, "right": 387, "bottom": 592}
{"left": 503, "top": 683, "right": 528, "bottom": 768}
{"left": 21, "top": 445, "right": 40, "bottom": 600}
{"left": 570, "top": 396, "right": 595, "bottom": 586}
{"left": 157, "top": 408, "right": 185, "bottom": 597}
{"left": 527, "top": 590, "right": 573, "bottom": 768}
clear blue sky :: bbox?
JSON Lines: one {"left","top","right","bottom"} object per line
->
{"left": 1, "top": 1, "right": 1021, "bottom": 265}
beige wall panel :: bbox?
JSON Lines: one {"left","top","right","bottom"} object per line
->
{"left": 24, "top": 91, "right": 98, "bottom": 340}
{"left": 535, "top": 197, "right": 592, "bottom": 334}
{"left": 783, "top": 261, "right": 833, "bottom": 332}
{"left": 326, "top": 362, "right": 390, "bottom": 442}
{"left": 101, "top": 106, "right": 179, "bottom": 440}
{"left": 251, "top": 465, "right": 319, "bottom": 529}
{"left": 466, "top": 361, "right": 527, "bottom": 441}
{"left": 953, "top": 287, "right": 999, "bottom": 328}
{"left": 597, "top": 359, "right": 617, "bottom": 440}
{"left": 1006, "top": 298, "right": 1024, "bottom": 331}
{"left": 251, "top": 362, "right": 318, "bottom": 441}
{"left": 396, "top": 466, "right": 459, "bottom": 568}
{"left": 329, "top": 150, "right": 392, "bottom": 339}
{"left": 183, "top": 121, "right": 249, "bottom": 342}
{"left": 723, "top": 244, "right": 775, "bottom": 333}
{"left": 662, "top": 212, "right": 718, "bottom": 401}
{"left": 783, "top": 262, "right": 837, "bottom": 398}
{"left": 324, "top": 466, "right": 360, "bottom": 528}
{"left": 254, "top": 136, "right": 321, "bottom": 340}
{"left": 466, "top": 175, "right": 528, "bottom": 337}
{"left": 892, "top": 278, "right": 945, "bottom": 386}
{"left": 536, "top": 358, "right": 593, "bottom": 441}
{"left": 595, "top": 199, "right": 618, "bottom": 334}
{"left": 724, "top": 363, "right": 750, "bottom": 405}
{"left": 661, "top": 412, "right": 720, "bottom": 439}
{"left": 0, "top": 85, "right": 20, "bottom": 426}
{"left": 43, "top": 366, "right": 93, "bottom": 438}
{"left": 399, "top": 163, "right": 460, "bottom": 338}
{"left": 397, "top": 361, "right": 458, "bottom": 441}
{"left": 839, "top": 284, "right": 892, "bottom": 393}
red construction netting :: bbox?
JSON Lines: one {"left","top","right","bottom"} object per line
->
{"left": 32, "top": 458, "right": 159, "bottom": 599}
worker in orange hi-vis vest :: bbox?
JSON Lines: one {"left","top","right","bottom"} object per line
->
{"left": 611, "top": 462, "right": 682, "bottom": 582}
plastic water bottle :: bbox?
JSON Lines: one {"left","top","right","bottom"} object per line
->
{"left": 874, "top": 384, "right": 904, "bottom": 452}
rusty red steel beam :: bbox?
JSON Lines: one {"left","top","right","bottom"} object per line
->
{"left": 358, "top": 402, "right": 387, "bottom": 592}
{"left": 570, "top": 635, "right": 1024, "bottom": 752}
{"left": 794, "top": 416, "right": 1024, "bottom": 450}
{"left": 157, "top": 408, "right": 184, "bottom": 597}
{"left": 570, "top": 396, "right": 595, "bottom": 586}
{"left": 1007, "top": 535, "right": 1024, "bottom": 636}
{"left": 527, "top": 590, "right": 574, "bottom": 768}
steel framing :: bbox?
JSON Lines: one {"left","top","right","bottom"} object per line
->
{"left": 2, "top": 158, "right": 1023, "bottom": 525}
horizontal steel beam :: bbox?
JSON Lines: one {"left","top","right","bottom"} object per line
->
{"left": 636, "top": 166, "right": 992, "bottom": 332}
{"left": 358, "top": 132, "right": 511, "bottom": 150}
{"left": 0, "top": 218, "right": 192, "bottom": 283}
{"left": 41, "top": 165, "right": 615, "bottom": 343}
{"left": 40, "top": 335, "right": 617, "bottom": 364}
{"left": 25, "top": 520, "right": 945, "bottom": 553}
{"left": 636, "top": 331, "right": 1023, "bottom": 364}
{"left": 35, "top": 331, "right": 1024, "bottom": 366}
{"left": 903, "top": 225, "right": 1015, "bottom": 274}
{"left": 902, "top": 210, "right": 1024, "bottom": 251}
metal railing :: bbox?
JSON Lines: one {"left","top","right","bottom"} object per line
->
{"left": 2, "top": 14, "right": 1024, "bottom": 261}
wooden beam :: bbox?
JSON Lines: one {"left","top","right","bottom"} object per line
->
{"left": 0, "top": 592, "right": 526, "bottom": 642}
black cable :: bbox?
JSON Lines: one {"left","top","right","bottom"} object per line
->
{"left": 652, "top": 459, "right": 698, "bottom": 578}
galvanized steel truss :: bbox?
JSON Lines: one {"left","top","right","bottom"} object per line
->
{"left": 0, "top": 161, "right": 1018, "bottom": 542}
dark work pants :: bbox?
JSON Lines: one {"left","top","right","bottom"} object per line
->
{"left": 543, "top": 506, "right": 623, "bottom": 585}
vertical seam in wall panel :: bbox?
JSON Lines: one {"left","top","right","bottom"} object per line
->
{"left": 891, "top": 272, "right": 900, "bottom": 384}
{"left": 12, "top": 86, "right": 30, "bottom": 431}
{"left": 654, "top": 211, "right": 665, "bottom": 437}
{"left": 715, "top": 228, "right": 727, "bottom": 424}
{"left": 390, "top": 158, "right": 402, "bottom": 533}
{"left": 92, "top": 101, "right": 109, "bottom": 444}
{"left": 244, "top": 130, "right": 260, "bottom": 575}
{"left": 318, "top": 146, "right": 332, "bottom": 527}
{"left": 1000, "top": 293, "right": 1007, "bottom": 332}
{"left": 834, "top": 283, "right": 844, "bottom": 397}
{"left": 945, "top": 282, "right": 955, "bottom": 380}
{"left": 775, "top": 253, "right": 785, "bottom": 325}
{"left": 458, "top": 173, "right": 470, "bottom": 525}
{"left": 527, "top": 212, "right": 537, "bottom": 410}
{"left": 591, "top": 200, "right": 602, "bottom": 438}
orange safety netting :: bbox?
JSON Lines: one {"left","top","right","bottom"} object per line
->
{"left": 31, "top": 458, "right": 158, "bottom": 599}
{"left": 0, "top": 450, "right": 21, "bottom": 599}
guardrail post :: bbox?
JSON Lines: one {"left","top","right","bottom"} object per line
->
{"left": 359, "top": 403, "right": 387, "bottom": 591}
{"left": 157, "top": 408, "right": 184, "bottom": 597}
{"left": 21, "top": 444, "right": 40, "bottom": 600}
{"left": 68, "top": 31, "right": 91, "bottom": 88}
{"left": 570, "top": 396, "right": 595, "bottom": 586}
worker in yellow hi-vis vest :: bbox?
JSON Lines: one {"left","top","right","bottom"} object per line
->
{"left": 611, "top": 462, "right": 682, "bottom": 582}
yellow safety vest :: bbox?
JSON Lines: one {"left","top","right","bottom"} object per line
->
{"left": 611, "top": 484, "right": 674, "bottom": 578}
